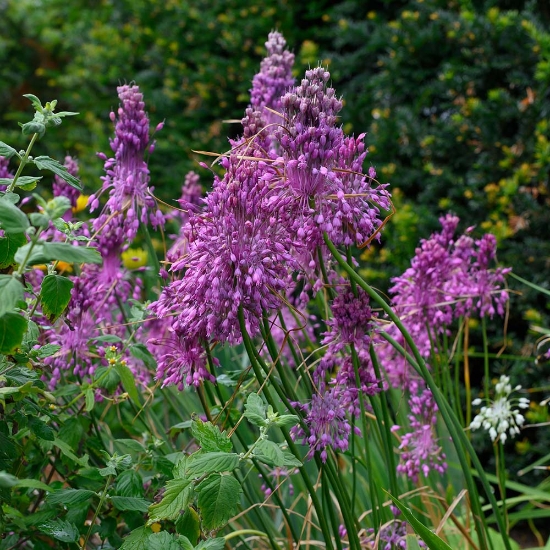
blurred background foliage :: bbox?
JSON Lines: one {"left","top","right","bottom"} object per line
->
{"left": 2, "top": 0, "right": 550, "bottom": 394}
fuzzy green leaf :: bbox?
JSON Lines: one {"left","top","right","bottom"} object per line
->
{"left": 244, "top": 393, "right": 267, "bottom": 426}
{"left": 29, "top": 417, "right": 55, "bottom": 441}
{"left": 0, "top": 312, "right": 28, "bottom": 354}
{"left": 120, "top": 526, "right": 154, "bottom": 550}
{"left": 38, "top": 519, "right": 79, "bottom": 543}
{"left": 0, "top": 275, "right": 24, "bottom": 317}
{"left": 0, "top": 199, "right": 30, "bottom": 234}
{"left": 148, "top": 478, "right": 193, "bottom": 524}
{"left": 115, "top": 469, "right": 144, "bottom": 498}
{"left": 146, "top": 532, "right": 184, "bottom": 550}
{"left": 186, "top": 452, "right": 239, "bottom": 477}
{"left": 111, "top": 496, "right": 151, "bottom": 512}
{"left": 39, "top": 274, "right": 73, "bottom": 322}
{"left": 47, "top": 488, "right": 96, "bottom": 507}
{"left": 254, "top": 440, "right": 285, "bottom": 467}
{"left": 0, "top": 233, "right": 27, "bottom": 269}
{"left": 33, "top": 155, "right": 82, "bottom": 190}
{"left": 191, "top": 419, "right": 233, "bottom": 453}
{"left": 195, "top": 539, "right": 226, "bottom": 550}
{"left": 196, "top": 474, "right": 242, "bottom": 531}
{"left": 0, "top": 141, "right": 17, "bottom": 159}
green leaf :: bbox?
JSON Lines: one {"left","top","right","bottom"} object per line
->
{"left": 52, "top": 437, "right": 89, "bottom": 467}
{"left": 13, "top": 477, "right": 51, "bottom": 492}
{"left": 0, "top": 199, "right": 30, "bottom": 234}
{"left": 186, "top": 452, "right": 240, "bottom": 477}
{"left": 33, "top": 156, "right": 82, "bottom": 190}
{"left": 120, "top": 526, "right": 154, "bottom": 550}
{"left": 115, "top": 469, "right": 144, "bottom": 498}
{"left": 47, "top": 488, "right": 96, "bottom": 507}
{"left": 38, "top": 519, "right": 79, "bottom": 543}
{"left": 146, "top": 532, "right": 184, "bottom": 550}
{"left": 175, "top": 508, "right": 200, "bottom": 545}
{"left": 29, "top": 417, "right": 55, "bottom": 441}
{"left": 130, "top": 343, "right": 157, "bottom": 370}
{"left": 115, "top": 362, "right": 141, "bottom": 406}
{"left": 15, "top": 241, "right": 102, "bottom": 266}
{"left": 0, "top": 141, "right": 17, "bottom": 159}
{"left": 39, "top": 274, "right": 73, "bottom": 322}
{"left": 176, "top": 535, "right": 194, "bottom": 550}
{"left": 0, "top": 471, "right": 18, "bottom": 488}
{"left": 147, "top": 478, "right": 193, "bottom": 524}
{"left": 282, "top": 450, "right": 303, "bottom": 468}
{"left": 0, "top": 176, "right": 42, "bottom": 189}
{"left": 254, "top": 440, "right": 285, "bottom": 467}
{"left": 0, "top": 275, "right": 24, "bottom": 317}
{"left": 84, "top": 388, "right": 95, "bottom": 412}
{"left": 191, "top": 419, "right": 233, "bottom": 453}
{"left": 386, "top": 492, "right": 453, "bottom": 550}
{"left": 115, "top": 439, "right": 147, "bottom": 454}
{"left": 0, "top": 312, "right": 28, "bottom": 354}
{"left": 111, "top": 496, "right": 151, "bottom": 512}
{"left": 34, "top": 344, "right": 62, "bottom": 359}
{"left": 196, "top": 474, "right": 242, "bottom": 531}
{"left": 0, "top": 233, "right": 27, "bottom": 269}
{"left": 195, "top": 539, "right": 226, "bottom": 550}
{"left": 244, "top": 393, "right": 267, "bottom": 426}
{"left": 273, "top": 414, "right": 300, "bottom": 428}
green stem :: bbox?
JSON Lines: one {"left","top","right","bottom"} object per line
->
{"left": 81, "top": 475, "right": 113, "bottom": 549}
{"left": 7, "top": 132, "right": 39, "bottom": 193}
{"left": 324, "top": 234, "right": 506, "bottom": 550}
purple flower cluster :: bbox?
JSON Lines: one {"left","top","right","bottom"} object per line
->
{"left": 53, "top": 155, "right": 80, "bottom": 210}
{"left": 0, "top": 155, "right": 13, "bottom": 191}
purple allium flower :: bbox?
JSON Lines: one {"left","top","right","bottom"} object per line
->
{"left": 273, "top": 67, "right": 390, "bottom": 254}
{"left": 53, "top": 155, "right": 80, "bottom": 209}
{"left": 393, "top": 387, "right": 447, "bottom": 482}
{"left": 89, "top": 84, "right": 164, "bottom": 246}
{"left": 291, "top": 385, "right": 354, "bottom": 462}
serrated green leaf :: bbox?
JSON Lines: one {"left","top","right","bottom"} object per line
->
{"left": 0, "top": 199, "right": 30, "bottom": 234}
{"left": 386, "top": 492, "right": 453, "bottom": 550}
{"left": 120, "top": 526, "right": 154, "bottom": 550}
{"left": 84, "top": 388, "right": 95, "bottom": 412}
{"left": 130, "top": 343, "right": 157, "bottom": 370}
{"left": 254, "top": 440, "right": 285, "bottom": 467}
{"left": 147, "top": 478, "right": 193, "bottom": 524}
{"left": 33, "top": 156, "right": 82, "bottom": 190}
{"left": 195, "top": 539, "right": 226, "bottom": 550}
{"left": 0, "top": 141, "right": 17, "bottom": 158}
{"left": 39, "top": 274, "right": 73, "bottom": 322}
{"left": 146, "top": 532, "right": 183, "bottom": 550}
{"left": 191, "top": 419, "right": 233, "bottom": 453}
{"left": 244, "top": 393, "right": 267, "bottom": 426}
{"left": 47, "top": 488, "right": 96, "bottom": 507}
{"left": 196, "top": 474, "right": 242, "bottom": 531}
{"left": 15, "top": 241, "right": 102, "bottom": 266}
{"left": 115, "top": 438, "right": 147, "bottom": 454}
{"left": 0, "top": 312, "right": 28, "bottom": 354}
{"left": 111, "top": 496, "right": 151, "bottom": 512}
{"left": 115, "top": 469, "right": 144, "bottom": 498}
{"left": 186, "top": 452, "right": 239, "bottom": 477}
{"left": 38, "top": 519, "right": 79, "bottom": 543}
{"left": 175, "top": 508, "right": 200, "bottom": 545}
{"left": 115, "top": 362, "right": 141, "bottom": 406}
{"left": 0, "top": 275, "right": 24, "bottom": 317}
{"left": 53, "top": 437, "right": 89, "bottom": 467}
{"left": 29, "top": 417, "right": 55, "bottom": 441}
{"left": 34, "top": 344, "right": 61, "bottom": 359}
{"left": 0, "top": 233, "right": 27, "bottom": 269}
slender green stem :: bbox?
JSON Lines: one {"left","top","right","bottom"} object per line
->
{"left": 7, "top": 132, "right": 39, "bottom": 193}
{"left": 481, "top": 316, "right": 490, "bottom": 402}
{"left": 81, "top": 475, "right": 113, "bottom": 549}
{"left": 324, "top": 234, "right": 506, "bottom": 550}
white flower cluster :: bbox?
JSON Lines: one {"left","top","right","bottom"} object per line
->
{"left": 470, "top": 375, "right": 530, "bottom": 444}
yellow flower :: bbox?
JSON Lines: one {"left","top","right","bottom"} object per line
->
{"left": 122, "top": 248, "right": 148, "bottom": 269}
{"left": 73, "top": 194, "right": 90, "bottom": 214}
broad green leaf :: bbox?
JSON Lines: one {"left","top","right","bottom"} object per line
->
{"left": 148, "top": 478, "right": 193, "bottom": 524}
{"left": 186, "top": 452, "right": 240, "bottom": 477}
{"left": 0, "top": 141, "right": 17, "bottom": 158}
{"left": 386, "top": 492, "right": 453, "bottom": 550}
{"left": 13, "top": 478, "right": 51, "bottom": 492}
{"left": 254, "top": 440, "right": 285, "bottom": 467}
{"left": 146, "top": 532, "right": 183, "bottom": 550}
{"left": 115, "top": 469, "right": 144, "bottom": 498}
{"left": 110, "top": 496, "right": 151, "bottom": 512}
{"left": 195, "top": 539, "right": 226, "bottom": 550}
{"left": 273, "top": 414, "right": 300, "bottom": 428}
{"left": 39, "top": 274, "right": 73, "bottom": 321}
{"left": 120, "top": 526, "right": 154, "bottom": 550}
{"left": 115, "top": 439, "right": 147, "bottom": 454}
{"left": 33, "top": 155, "right": 82, "bottom": 190}
{"left": 0, "top": 176, "right": 42, "bottom": 188}
{"left": 38, "top": 519, "right": 79, "bottom": 543}
{"left": 175, "top": 508, "right": 200, "bottom": 545}
{"left": 84, "top": 388, "right": 95, "bottom": 412}
{"left": 0, "top": 275, "right": 24, "bottom": 316}
{"left": 29, "top": 417, "right": 55, "bottom": 441}
{"left": 196, "top": 474, "right": 242, "bottom": 531}
{"left": 406, "top": 534, "right": 422, "bottom": 550}
{"left": 191, "top": 419, "right": 233, "bottom": 453}
{"left": 15, "top": 241, "right": 102, "bottom": 266}
{"left": 0, "top": 312, "right": 28, "bottom": 354}
{"left": 0, "top": 233, "right": 27, "bottom": 269}
{"left": 244, "top": 393, "right": 267, "bottom": 426}
{"left": 34, "top": 344, "right": 61, "bottom": 359}
{"left": 47, "top": 488, "right": 96, "bottom": 507}
{"left": 130, "top": 343, "right": 157, "bottom": 370}
{"left": 52, "top": 437, "right": 89, "bottom": 467}
{"left": 176, "top": 535, "right": 194, "bottom": 550}
{"left": 0, "top": 471, "right": 18, "bottom": 487}
{"left": 282, "top": 450, "right": 303, "bottom": 468}
{"left": 0, "top": 199, "right": 30, "bottom": 233}
{"left": 115, "top": 362, "right": 141, "bottom": 406}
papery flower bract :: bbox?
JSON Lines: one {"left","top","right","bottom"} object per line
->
{"left": 470, "top": 375, "right": 530, "bottom": 443}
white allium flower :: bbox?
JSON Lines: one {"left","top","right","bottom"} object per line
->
{"left": 470, "top": 375, "right": 530, "bottom": 444}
